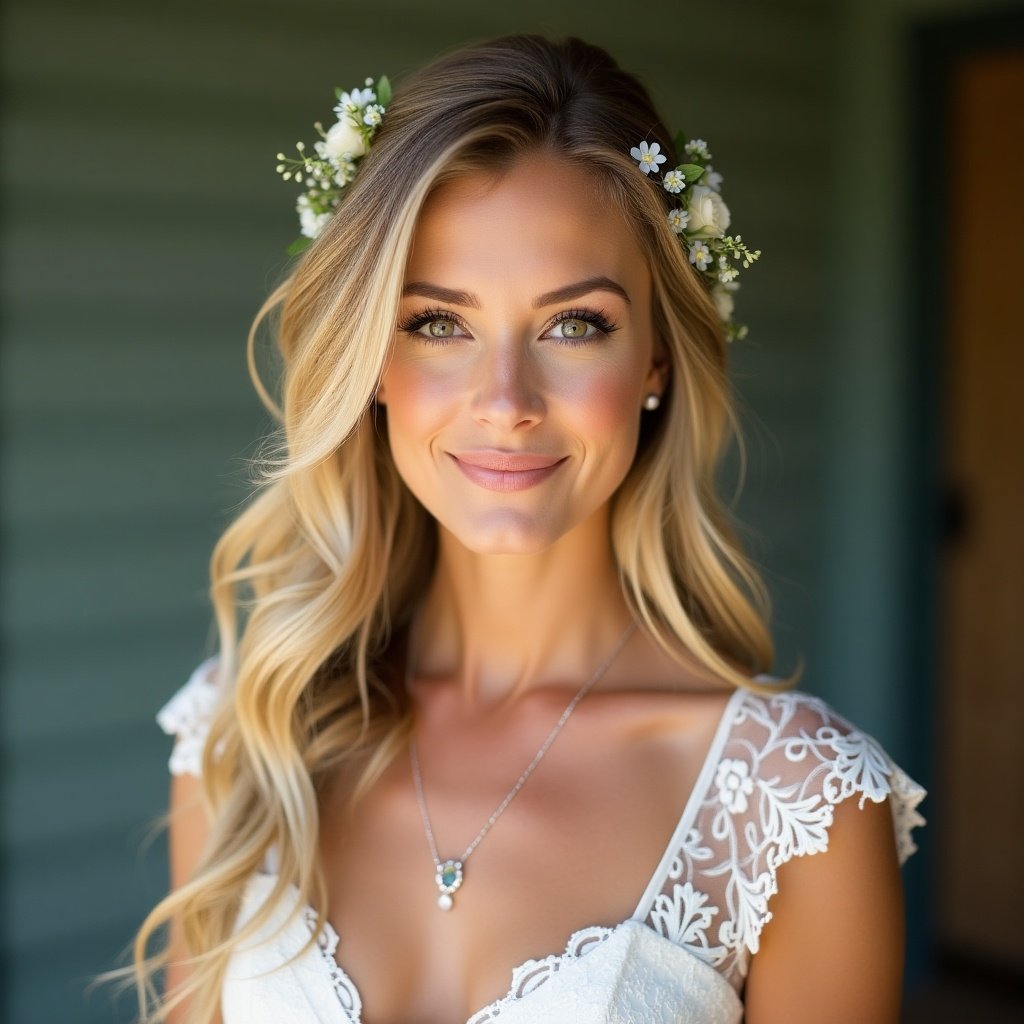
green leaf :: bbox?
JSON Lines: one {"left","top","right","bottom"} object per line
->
{"left": 376, "top": 74, "right": 392, "bottom": 106}
{"left": 334, "top": 85, "right": 343, "bottom": 101}
{"left": 678, "top": 163, "right": 705, "bottom": 183}
{"left": 287, "top": 235, "right": 313, "bottom": 256}
{"left": 673, "top": 129, "right": 687, "bottom": 155}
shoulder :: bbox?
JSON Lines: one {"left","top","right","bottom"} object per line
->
{"left": 727, "top": 687, "right": 917, "bottom": 1020}
{"left": 156, "top": 655, "right": 229, "bottom": 777}
{"left": 718, "top": 685, "right": 927, "bottom": 868}
{"left": 640, "top": 683, "right": 926, "bottom": 999}
{"left": 646, "top": 684, "right": 927, "bottom": 993}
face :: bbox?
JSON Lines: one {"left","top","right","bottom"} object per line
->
{"left": 375, "top": 149, "right": 668, "bottom": 555}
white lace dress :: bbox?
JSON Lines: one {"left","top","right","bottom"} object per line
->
{"left": 157, "top": 657, "right": 928, "bottom": 1024}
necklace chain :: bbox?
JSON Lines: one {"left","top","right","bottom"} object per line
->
{"left": 406, "top": 614, "right": 638, "bottom": 908}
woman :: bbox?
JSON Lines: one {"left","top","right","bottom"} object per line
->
{"left": 127, "top": 33, "right": 926, "bottom": 1024}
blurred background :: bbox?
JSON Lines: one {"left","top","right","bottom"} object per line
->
{"left": 2, "top": 0, "right": 1022, "bottom": 1021}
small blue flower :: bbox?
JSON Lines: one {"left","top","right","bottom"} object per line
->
{"left": 688, "top": 240, "right": 712, "bottom": 271}
{"left": 684, "top": 138, "right": 711, "bottom": 161}
{"left": 667, "top": 209, "right": 689, "bottom": 234}
{"left": 333, "top": 86, "right": 376, "bottom": 117}
{"left": 630, "top": 140, "right": 667, "bottom": 175}
{"left": 662, "top": 169, "right": 686, "bottom": 194}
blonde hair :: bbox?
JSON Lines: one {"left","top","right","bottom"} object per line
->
{"left": 96, "top": 32, "right": 800, "bottom": 1024}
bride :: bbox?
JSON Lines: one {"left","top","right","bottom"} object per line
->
{"left": 114, "top": 32, "right": 926, "bottom": 1024}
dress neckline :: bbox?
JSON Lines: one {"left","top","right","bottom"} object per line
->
{"left": 244, "top": 682, "right": 752, "bottom": 1024}
{"left": 629, "top": 682, "right": 747, "bottom": 921}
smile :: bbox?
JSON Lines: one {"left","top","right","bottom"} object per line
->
{"left": 448, "top": 451, "right": 567, "bottom": 492}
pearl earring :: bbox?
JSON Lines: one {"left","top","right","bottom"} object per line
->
{"left": 643, "top": 393, "right": 661, "bottom": 411}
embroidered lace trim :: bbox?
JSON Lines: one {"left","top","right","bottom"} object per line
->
{"left": 156, "top": 655, "right": 225, "bottom": 776}
{"left": 641, "top": 689, "right": 927, "bottom": 990}
{"left": 300, "top": 906, "right": 362, "bottom": 1023}
{"left": 467, "top": 925, "right": 618, "bottom": 1022}
{"left": 162, "top": 663, "right": 927, "bottom": 1014}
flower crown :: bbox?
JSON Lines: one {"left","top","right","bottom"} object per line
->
{"left": 630, "top": 135, "right": 761, "bottom": 343}
{"left": 278, "top": 78, "right": 760, "bottom": 341}
{"left": 276, "top": 75, "right": 392, "bottom": 255}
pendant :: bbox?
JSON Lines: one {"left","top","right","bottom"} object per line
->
{"left": 434, "top": 858, "right": 463, "bottom": 911}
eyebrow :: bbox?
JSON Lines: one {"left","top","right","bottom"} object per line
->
{"left": 400, "top": 275, "right": 632, "bottom": 309}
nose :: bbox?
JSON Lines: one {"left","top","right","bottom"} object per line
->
{"left": 470, "top": 341, "right": 544, "bottom": 431}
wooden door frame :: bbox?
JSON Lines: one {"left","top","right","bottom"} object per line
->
{"left": 905, "top": 2, "right": 1024, "bottom": 991}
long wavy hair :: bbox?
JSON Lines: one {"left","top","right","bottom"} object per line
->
{"left": 97, "top": 32, "right": 799, "bottom": 1024}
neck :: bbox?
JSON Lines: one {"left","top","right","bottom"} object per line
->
{"left": 409, "top": 513, "right": 636, "bottom": 712}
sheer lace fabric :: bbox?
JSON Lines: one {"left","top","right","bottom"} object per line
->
{"left": 157, "top": 657, "right": 926, "bottom": 1023}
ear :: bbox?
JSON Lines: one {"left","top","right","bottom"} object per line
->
{"left": 644, "top": 335, "right": 671, "bottom": 397}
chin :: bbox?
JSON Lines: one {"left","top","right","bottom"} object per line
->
{"left": 441, "top": 511, "right": 566, "bottom": 556}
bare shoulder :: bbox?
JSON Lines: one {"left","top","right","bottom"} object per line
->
{"left": 165, "top": 772, "right": 220, "bottom": 1024}
{"left": 743, "top": 792, "right": 905, "bottom": 1023}
{"left": 169, "top": 771, "right": 211, "bottom": 887}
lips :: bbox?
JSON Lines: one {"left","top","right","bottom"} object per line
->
{"left": 451, "top": 450, "right": 563, "bottom": 471}
{"left": 448, "top": 450, "right": 567, "bottom": 492}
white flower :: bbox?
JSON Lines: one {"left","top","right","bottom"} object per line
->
{"left": 711, "top": 284, "right": 735, "bottom": 321}
{"left": 362, "top": 103, "right": 384, "bottom": 127}
{"left": 703, "top": 164, "right": 723, "bottom": 191}
{"left": 714, "top": 757, "right": 754, "bottom": 813}
{"left": 689, "top": 239, "right": 713, "bottom": 272}
{"left": 334, "top": 161, "right": 356, "bottom": 186}
{"left": 684, "top": 138, "right": 711, "bottom": 160}
{"left": 334, "top": 86, "right": 375, "bottom": 116}
{"left": 686, "top": 184, "right": 731, "bottom": 238}
{"left": 662, "top": 169, "right": 686, "bottom": 194}
{"left": 667, "top": 208, "right": 689, "bottom": 234}
{"left": 297, "top": 194, "right": 331, "bottom": 239}
{"left": 630, "top": 140, "right": 667, "bottom": 175}
{"left": 320, "top": 116, "right": 368, "bottom": 161}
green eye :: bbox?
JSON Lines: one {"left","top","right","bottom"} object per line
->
{"left": 548, "top": 308, "right": 619, "bottom": 345}
{"left": 558, "top": 318, "right": 590, "bottom": 339}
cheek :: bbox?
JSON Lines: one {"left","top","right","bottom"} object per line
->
{"left": 558, "top": 361, "right": 641, "bottom": 440}
{"left": 381, "top": 358, "right": 463, "bottom": 437}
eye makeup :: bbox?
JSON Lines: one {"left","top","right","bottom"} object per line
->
{"left": 396, "top": 305, "right": 620, "bottom": 347}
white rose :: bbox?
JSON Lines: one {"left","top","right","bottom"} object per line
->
{"left": 322, "top": 116, "right": 367, "bottom": 161}
{"left": 686, "top": 185, "right": 731, "bottom": 237}
{"left": 711, "top": 285, "right": 735, "bottom": 321}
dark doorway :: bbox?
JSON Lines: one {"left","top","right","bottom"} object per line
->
{"left": 903, "top": 6, "right": 1024, "bottom": 1021}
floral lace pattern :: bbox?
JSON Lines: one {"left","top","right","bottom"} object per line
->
{"left": 155, "top": 656, "right": 225, "bottom": 776}
{"left": 160, "top": 665, "right": 927, "bottom": 1019}
{"left": 300, "top": 906, "right": 362, "bottom": 1023}
{"left": 641, "top": 689, "right": 927, "bottom": 991}
{"left": 466, "top": 925, "right": 618, "bottom": 1022}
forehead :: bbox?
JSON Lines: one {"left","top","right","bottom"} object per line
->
{"left": 405, "top": 151, "right": 650, "bottom": 301}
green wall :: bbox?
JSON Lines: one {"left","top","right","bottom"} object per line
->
{"left": 4, "top": 0, "right": 985, "bottom": 1018}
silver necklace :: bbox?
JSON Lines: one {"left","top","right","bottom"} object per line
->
{"left": 406, "top": 616, "right": 638, "bottom": 911}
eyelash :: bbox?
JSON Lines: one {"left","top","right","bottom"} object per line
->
{"left": 396, "top": 306, "right": 620, "bottom": 347}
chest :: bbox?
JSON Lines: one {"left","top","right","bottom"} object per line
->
{"left": 313, "top": 690, "right": 735, "bottom": 1024}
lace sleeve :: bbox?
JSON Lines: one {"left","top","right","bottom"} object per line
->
{"left": 155, "top": 655, "right": 225, "bottom": 777}
{"left": 645, "top": 688, "right": 928, "bottom": 991}
{"left": 755, "top": 691, "right": 929, "bottom": 866}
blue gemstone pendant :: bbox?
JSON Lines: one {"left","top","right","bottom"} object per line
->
{"left": 435, "top": 858, "right": 463, "bottom": 911}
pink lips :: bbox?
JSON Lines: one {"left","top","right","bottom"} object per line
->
{"left": 448, "top": 450, "right": 567, "bottom": 492}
